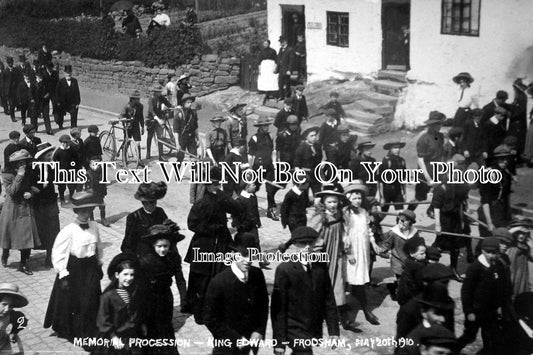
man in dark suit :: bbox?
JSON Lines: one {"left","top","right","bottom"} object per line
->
{"left": 204, "top": 232, "right": 269, "bottom": 355}
{"left": 17, "top": 73, "right": 34, "bottom": 126}
{"left": 2, "top": 57, "right": 18, "bottom": 122}
{"left": 271, "top": 226, "right": 340, "bottom": 355}
{"left": 277, "top": 36, "right": 295, "bottom": 100}
{"left": 55, "top": 65, "right": 80, "bottom": 129}
{"left": 480, "top": 90, "right": 511, "bottom": 127}
{"left": 462, "top": 108, "right": 487, "bottom": 166}
{"left": 32, "top": 71, "right": 53, "bottom": 135}
{"left": 18, "top": 124, "right": 42, "bottom": 157}
{"left": 4, "top": 131, "right": 21, "bottom": 170}
{"left": 42, "top": 62, "right": 59, "bottom": 126}
{"left": 37, "top": 44, "right": 53, "bottom": 69}
{"left": 273, "top": 97, "right": 293, "bottom": 131}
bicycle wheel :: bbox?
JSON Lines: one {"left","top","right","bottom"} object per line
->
{"left": 123, "top": 140, "right": 140, "bottom": 169}
{"left": 159, "top": 124, "right": 176, "bottom": 156}
{"left": 99, "top": 131, "right": 116, "bottom": 162}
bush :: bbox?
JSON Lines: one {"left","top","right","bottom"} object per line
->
{"left": 0, "top": 15, "right": 205, "bottom": 68}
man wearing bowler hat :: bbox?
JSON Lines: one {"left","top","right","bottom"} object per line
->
{"left": 408, "top": 111, "right": 445, "bottom": 213}
{"left": 204, "top": 232, "right": 269, "bottom": 355}
{"left": 277, "top": 36, "right": 295, "bottom": 100}
{"left": 271, "top": 226, "right": 339, "bottom": 355}
{"left": 55, "top": 64, "right": 80, "bottom": 129}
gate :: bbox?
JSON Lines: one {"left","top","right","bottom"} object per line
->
{"left": 240, "top": 54, "right": 258, "bottom": 91}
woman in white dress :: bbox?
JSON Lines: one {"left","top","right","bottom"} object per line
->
{"left": 344, "top": 182, "right": 380, "bottom": 325}
{"left": 257, "top": 40, "right": 279, "bottom": 104}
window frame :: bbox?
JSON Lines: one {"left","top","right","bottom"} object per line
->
{"left": 441, "top": 0, "right": 481, "bottom": 37}
{"left": 326, "top": 11, "right": 349, "bottom": 47}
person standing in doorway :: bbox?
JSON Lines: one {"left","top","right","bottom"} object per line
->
{"left": 277, "top": 36, "right": 295, "bottom": 100}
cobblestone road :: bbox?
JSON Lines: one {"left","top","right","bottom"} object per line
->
{"left": 0, "top": 102, "right": 492, "bottom": 355}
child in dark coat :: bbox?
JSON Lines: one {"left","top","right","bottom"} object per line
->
{"left": 96, "top": 253, "right": 145, "bottom": 355}
{"left": 280, "top": 177, "right": 310, "bottom": 232}
{"left": 0, "top": 283, "right": 29, "bottom": 354}
{"left": 396, "top": 236, "right": 427, "bottom": 306}
{"left": 86, "top": 156, "right": 110, "bottom": 227}
{"left": 139, "top": 221, "right": 186, "bottom": 355}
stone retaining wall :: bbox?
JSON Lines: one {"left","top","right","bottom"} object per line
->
{"left": 0, "top": 46, "right": 240, "bottom": 98}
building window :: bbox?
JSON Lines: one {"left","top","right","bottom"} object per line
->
{"left": 327, "top": 11, "right": 349, "bottom": 47}
{"left": 441, "top": 0, "right": 481, "bottom": 36}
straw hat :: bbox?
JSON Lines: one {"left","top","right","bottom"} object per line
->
{"left": 0, "top": 283, "right": 28, "bottom": 308}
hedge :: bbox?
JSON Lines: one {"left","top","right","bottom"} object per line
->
{"left": 0, "top": 15, "right": 206, "bottom": 68}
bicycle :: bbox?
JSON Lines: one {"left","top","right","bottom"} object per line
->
{"left": 99, "top": 117, "right": 141, "bottom": 169}
{"left": 155, "top": 106, "right": 205, "bottom": 161}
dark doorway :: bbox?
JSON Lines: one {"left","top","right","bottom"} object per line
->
{"left": 280, "top": 4, "right": 305, "bottom": 47}
{"left": 382, "top": 0, "right": 410, "bottom": 70}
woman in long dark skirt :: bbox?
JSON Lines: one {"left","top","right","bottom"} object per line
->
{"left": 33, "top": 143, "right": 61, "bottom": 268}
{"left": 139, "top": 221, "right": 185, "bottom": 355}
{"left": 44, "top": 191, "right": 104, "bottom": 342}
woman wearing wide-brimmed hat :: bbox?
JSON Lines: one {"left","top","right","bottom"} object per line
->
{"left": 33, "top": 143, "right": 61, "bottom": 268}
{"left": 121, "top": 181, "right": 169, "bottom": 257}
{"left": 452, "top": 72, "right": 478, "bottom": 128}
{"left": 44, "top": 191, "right": 104, "bottom": 342}
{"left": 343, "top": 181, "right": 380, "bottom": 326}
{"left": 0, "top": 149, "right": 41, "bottom": 275}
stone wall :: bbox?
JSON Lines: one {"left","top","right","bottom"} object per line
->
{"left": 0, "top": 46, "right": 240, "bottom": 98}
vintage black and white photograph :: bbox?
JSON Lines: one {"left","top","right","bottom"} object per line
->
{"left": 0, "top": 0, "right": 532, "bottom": 354}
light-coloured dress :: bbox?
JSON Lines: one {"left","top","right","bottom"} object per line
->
{"left": 344, "top": 207, "right": 372, "bottom": 286}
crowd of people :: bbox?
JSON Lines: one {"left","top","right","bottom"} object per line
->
{"left": 1, "top": 44, "right": 533, "bottom": 355}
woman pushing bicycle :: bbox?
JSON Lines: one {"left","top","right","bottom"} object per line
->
{"left": 120, "top": 90, "right": 145, "bottom": 160}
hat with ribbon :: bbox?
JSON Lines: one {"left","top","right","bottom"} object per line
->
{"left": 344, "top": 180, "right": 369, "bottom": 197}
{"left": 65, "top": 191, "right": 104, "bottom": 208}
{"left": 357, "top": 141, "right": 375, "bottom": 151}
{"left": 34, "top": 143, "right": 56, "bottom": 160}
{"left": 141, "top": 219, "right": 186, "bottom": 244}
{"left": 423, "top": 111, "right": 446, "bottom": 125}
{"left": 383, "top": 141, "right": 405, "bottom": 150}
{"left": 9, "top": 149, "right": 32, "bottom": 162}
{"left": 210, "top": 115, "right": 226, "bottom": 122}
{"left": 301, "top": 126, "right": 320, "bottom": 138}
{"left": 0, "top": 283, "right": 28, "bottom": 308}
{"left": 253, "top": 116, "right": 273, "bottom": 127}
{"left": 134, "top": 181, "right": 168, "bottom": 201}
{"left": 229, "top": 103, "right": 246, "bottom": 113}
{"left": 452, "top": 72, "right": 474, "bottom": 84}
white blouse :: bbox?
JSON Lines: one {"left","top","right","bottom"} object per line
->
{"left": 52, "top": 221, "right": 103, "bottom": 279}
{"left": 458, "top": 87, "right": 479, "bottom": 109}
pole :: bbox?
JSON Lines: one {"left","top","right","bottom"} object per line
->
{"left": 382, "top": 201, "right": 431, "bottom": 206}
{"left": 464, "top": 212, "right": 488, "bottom": 228}
{"left": 380, "top": 223, "right": 482, "bottom": 240}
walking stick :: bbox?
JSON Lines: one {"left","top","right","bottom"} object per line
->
{"left": 381, "top": 223, "right": 483, "bottom": 240}
{"left": 464, "top": 212, "right": 488, "bottom": 228}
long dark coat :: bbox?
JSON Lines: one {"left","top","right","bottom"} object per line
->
{"left": 0, "top": 170, "right": 40, "bottom": 250}
{"left": 204, "top": 266, "right": 269, "bottom": 353}
{"left": 185, "top": 189, "right": 241, "bottom": 276}
{"left": 271, "top": 261, "right": 339, "bottom": 347}
{"left": 33, "top": 166, "right": 60, "bottom": 251}
{"left": 121, "top": 207, "right": 168, "bottom": 257}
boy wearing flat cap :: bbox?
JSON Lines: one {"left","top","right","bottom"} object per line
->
{"left": 291, "top": 85, "right": 308, "bottom": 123}
{"left": 458, "top": 237, "right": 513, "bottom": 354}
{"left": 271, "top": 226, "right": 339, "bottom": 355}
{"left": 273, "top": 97, "right": 293, "bottom": 131}
{"left": 379, "top": 142, "right": 406, "bottom": 212}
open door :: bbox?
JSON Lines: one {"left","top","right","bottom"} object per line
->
{"left": 382, "top": 0, "right": 410, "bottom": 70}
{"left": 280, "top": 4, "right": 305, "bottom": 47}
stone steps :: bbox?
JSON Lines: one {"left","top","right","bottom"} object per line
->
{"left": 371, "top": 79, "right": 407, "bottom": 97}
{"left": 378, "top": 69, "right": 407, "bottom": 83}
{"left": 360, "top": 91, "right": 398, "bottom": 105}
{"left": 348, "top": 99, "right": 394, "bottom": 116}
